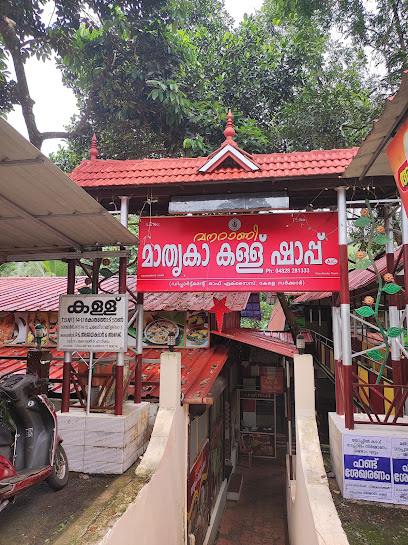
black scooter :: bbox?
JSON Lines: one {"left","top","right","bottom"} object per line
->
{"left": 0, "top": 371, "right": 68, "bottom": 511}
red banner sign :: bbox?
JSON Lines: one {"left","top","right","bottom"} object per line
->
{"left": 137, "top": 212, "right": 340, "bottom": 292}
{"left": 260, "top": 368, "right": 284, "bottom": 394}
{"left": 386, "top": 117, "right": 408, "bottom": 217}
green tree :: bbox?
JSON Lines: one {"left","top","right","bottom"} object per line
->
{"left": 269, "top": 0, "right": 408, "bottom": 88}
{"left": 0, "top": 0, "right": 180, "bottom": 150}
{"left": 177, "top": 9, "right": 383, "bottom": 155}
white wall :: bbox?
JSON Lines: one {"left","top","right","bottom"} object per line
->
{"left": 286, "top": 354, "right": 349, "bottom": 545}
{"left": 99, "top": 351, "right": 188, "bottom": 545}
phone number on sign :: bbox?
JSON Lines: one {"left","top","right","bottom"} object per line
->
{"left": 270, "top": 267, "right": 310, "bottom": 274}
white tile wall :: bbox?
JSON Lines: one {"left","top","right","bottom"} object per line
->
{"left": 57, "top": 401, "right": 150, "bottom": 474}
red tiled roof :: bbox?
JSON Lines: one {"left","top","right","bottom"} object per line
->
{"left": 0, "top": 277, "right": 249, "bottom": 312}
{"left": 70, "top": 148, "right": 359, "bottom": 188}
{"left": 294, "top": 247, "right": 403, "bottom": 303}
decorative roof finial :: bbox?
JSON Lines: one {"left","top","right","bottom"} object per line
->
{"left": 89, "top": 133, "right": 98, "bottom": 161}
{"left": 223, "top": 109, "right": 236, "bottom": 146}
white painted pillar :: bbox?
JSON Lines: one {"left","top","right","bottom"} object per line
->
{"left": 119, "top": 196, "right": 130, "bottom": 228}
{"left": 160, "top": 351, "right": 181, "bottom": 408}
{"left": 294, "top": 354, "right": 315, "bottom": 414}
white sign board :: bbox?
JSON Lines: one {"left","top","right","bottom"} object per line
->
{"left": 58, "top": 294, "right": 128, "bottom": 352}
{"left": 391, "top": 437, "right": 408, "bottom": 504}
{"left": 343, "top": 434, "right": 408, "bottom": 504}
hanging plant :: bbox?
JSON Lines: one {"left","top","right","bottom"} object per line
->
{"left": 352, "top": 201, "right": 402, "bottom": 384}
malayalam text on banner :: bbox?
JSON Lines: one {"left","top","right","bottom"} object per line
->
{"left": 137, "top": 212, "right": 340, "bottom": 292}
{"left": 57, "top": 294, "right": 128, "bottom": 352}
{"left": 343, "top": 434, "right": 408, "bottom": 505}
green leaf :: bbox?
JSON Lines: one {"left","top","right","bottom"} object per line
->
{"left": 354, "top": 216, "right": 371, "bottom": 227}
{"left": 374, "top": 234, "right": 392, "bottom": 245}
{"left": 151, "top": 89, "right": 159, "bottom": 100}
{"left": 78, "top": 287, "right": 92, "bottom": 294}
{"left": 382, "top": 283, "right": 402, "bottom": 294}
{"left": 99, "top": 267, "right": 114, "bottom": 278}
{"left": 355, "top": 306, "right": 375, "bottom": 317}
{"left": 386, "top": 327, "right": 405, "bottom": 338}
{"left": 367, "top": 349, "right": 384, "bottom": 361}
{"left": 354, "top": 258, "right": 371, "bottom": 270}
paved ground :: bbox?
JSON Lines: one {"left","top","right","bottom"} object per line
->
{"left": 215, "top": 451, "right": 289, "bottom": 545}
{"left": 0, "top": 468, "right": 136, "bottom": 545}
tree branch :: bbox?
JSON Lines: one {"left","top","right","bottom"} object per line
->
{"left": 0, "top": 16, "right": 43, "bottom": 148}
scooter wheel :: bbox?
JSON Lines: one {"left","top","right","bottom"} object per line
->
{"left": 46, "top": 444, "right": 69, "bottom": 490}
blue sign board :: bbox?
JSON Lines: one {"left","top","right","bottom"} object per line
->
{"left": 343, "top": 434, "right": 408, "bottom": 504}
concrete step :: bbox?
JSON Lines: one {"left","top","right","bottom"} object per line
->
{"left": 227, "top": 472, "right": 243, "bottom": 501}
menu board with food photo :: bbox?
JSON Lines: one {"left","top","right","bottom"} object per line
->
{"left": 26, "top": 312, "right": 49, "bottom": 347}
{"left": 185, "top": 311, "right": 210, "bottom": 348}
{"left": 0, "top": 312, "right": 28, "bottom": 346}
{"left": 135, "top": 311, "right": 185, "bottom": 348}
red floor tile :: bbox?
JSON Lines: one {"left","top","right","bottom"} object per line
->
{"left": 215, "top": 452, "right": 289, "bottom": 545}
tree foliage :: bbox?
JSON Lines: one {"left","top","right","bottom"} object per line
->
{"left": 0, "top": 0, "right": 177, "bottom": 148}
{"left": 269, "top": 0, "right": 408, "bottom": 88}
{"left": 0, "top": 0, "right": 387, "bottom": 168}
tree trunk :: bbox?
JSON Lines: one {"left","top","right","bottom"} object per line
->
{"left": 0, "top": 16, "right": 43, "bottom": 149}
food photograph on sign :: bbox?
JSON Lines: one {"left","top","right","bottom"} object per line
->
{"left": 137, "top": 212, "right": 340, "bottom": 293}
{"left": 26, "top": 312, "right": 49, "bottom": 347}
{"left": 0, "top": 312, "right": 32, "bottom": 346}
{"left": 132, "top": 310, "right": 211, "bottom": 348}
{"left": 138, "top": 311, "right": 185, "bottom": 348}
{"left": 185, "top": 311, "right": 209, "bottom": 348}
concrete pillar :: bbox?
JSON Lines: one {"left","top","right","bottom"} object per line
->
{"left": 294, "top": 354, "right": 315, "bottom": 414}
{"left": 160, "top": 351, "right": 181, "bottom": 409}
{"left": 337, "top": 186, "right": 354, "bottom": 429}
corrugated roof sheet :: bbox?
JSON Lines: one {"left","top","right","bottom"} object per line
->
{"left": 0, "top": 346, "right": 84, "bottom": 394}
{"left": 0, "top": 118, "right": 137, "bottom": 255}
{"left": 143, "top": 292, "right": 250, "bottom": 311}
{"left": 267, "top": 299, "right": 286, "bottom": 331}
{"left": 211, "top": 327, "right": 299, "bottom": 358}
{"left": 343, "top": 70, "right": 408, "bottom": 179}
{"left": 294, "top": 248, "right": 403, "bottom": 303}
{"left": 141, "top": 345, "right": 229, "bottom": 404}
{"left": 70, "top": 148, "right": 358, "bottom": 188}
{"left": 0, "top": 277, "right": 250, "bottom": 312}
{"left": 0, "top": 345, "right": 229, "bottom": 405}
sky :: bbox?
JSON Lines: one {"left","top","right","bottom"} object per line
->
{"left": 6, "top": 0, "right": 264, "bottom": 157}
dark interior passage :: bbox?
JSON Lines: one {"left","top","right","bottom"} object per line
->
{"left": 215, "top": 450, "right": 289, "bottom": 545}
